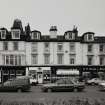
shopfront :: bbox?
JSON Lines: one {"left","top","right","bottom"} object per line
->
{"left": 27, "top": 67, "right": 51, "bottom": 84}
{"left": 80, "top": 66, "right": 105, "bottom": 80}
{"left": 0, "top": 66, "right": 26, "bottom": 83}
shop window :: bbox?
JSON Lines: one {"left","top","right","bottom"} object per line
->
{"left": 16, "top": 70, "right": 24, "bottom": 76}
{"left": 10, "top": 70, "right": 15, "bottom": 74}
{"left": 3, "top": 70, "right": 9, "bottom": 74}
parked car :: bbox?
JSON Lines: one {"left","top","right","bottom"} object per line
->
{"left": 29, "top": 76, "right": 38, "bottom": 86}
{"left": 0, "top": 76, "right": 31, "bottom": 92}
{"left": 41, "top": 78, "right": 85, "bottom": 92}
{"left": 98, "top": 82, "right": 105, "bottom": 91}
{"left": 86, "top": 78, "right": 104, "bottom": 85}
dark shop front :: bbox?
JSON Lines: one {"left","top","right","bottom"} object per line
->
{"left": 0, "top": 66, "right": 26, "bottom": 83}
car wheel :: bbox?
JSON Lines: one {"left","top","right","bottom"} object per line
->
{"left": 47, "top": 88, "right": 52, "bottom": 92}
{"left": 74, "top": 88, "right": 78, "bottom": 92}
{"left": 92, "top": 83, "right": 95, "bottom": 86}
{"left": 17, "top": 88, "right": 22, "bottom": 92}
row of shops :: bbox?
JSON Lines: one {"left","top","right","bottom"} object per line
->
{"left": 0, "top": 65, "right": 105, "bottom": 83}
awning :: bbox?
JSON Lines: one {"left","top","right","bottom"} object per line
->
{"left": 57, "top": 70, "right": 79, "bottom": 75}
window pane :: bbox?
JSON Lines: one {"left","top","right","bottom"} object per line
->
{"left": 58, "top": 54, "right": 63, "bottom": 64}
{"left": 44, "top": 42, "right": 50, "bottom": 52}
{"left": 70, "top": 43, "right": 75, "bottom": 52}
{"left": 57, "top": 43, "right": 63, "bottom": 52}
{"left": 44, "top": 54, "right": 50, "bottom": 64}
{"left": 12, "top": 30, "right": 20, "bottom": 39}
{"left": 3, "top": 42, "right": 8, "bottom": 50}
{"left": 6, "top": 55, "right": 9, "bottom": 65}
{"left": 99, "top": 45, "right": 104, "bottom": 52}
{"left": 88, "top": 44, "right": 92, "bottom": 52}
{"left": 88, "top": 35, "right": 93, "bottom": 40}
{"left": 32, "top": 42, "right": 37, "bottom": 52}
{"left": 15, "top": 56, "right": 18, "bottom": 65}
{"left": 32, "top": 54, "right": 38, "bottom": 64}
{"left": 70, "top": 58, "right": 75, "bottom": 64}
{"left": 1, "top": 30, "right": 6, "bottom": 39}
{"left": 10, "top": 55, "right": 14, "bottom": 65}
{"left": 13, "top": 42, "right": 18, "bottom": 50}
{"left": 88, "top": 57, "right": 93, "bottom": 65}
{"left": 100, "top": 57, "right": 104, "bottom": 65}
{"left": 18, "top": 55, "right": 21, "bottom": 65}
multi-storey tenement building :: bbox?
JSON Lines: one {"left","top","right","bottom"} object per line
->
{"left": 0, "top": 19, "right": 105, "bottom": 83}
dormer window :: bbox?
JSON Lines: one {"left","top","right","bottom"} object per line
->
{"left": 31, "top": 32, "right": 40, "bottom": 39}
{"left": 1, "top": 30, "right": 6, "bottom": 39}
{"left": 65, "top": 32, "right": 75, "bottom": 40}
{"left": 11, "top": 29, "right": 20, "bottom": 39}
{"left": 83, "top": 32, "right": 94, "bottom": 42}
{"left": 88, "top": 34, "right": 94, "bottom": 41}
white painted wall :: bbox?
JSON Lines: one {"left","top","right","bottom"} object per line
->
{"left": 0, "top": 40, "right": 103, "bottom": 66}
{"left": 0, "top": 41, "right": 26, "bottom": 65}
{"left": 25, "top": 41, "right": 83, "bottom": 66}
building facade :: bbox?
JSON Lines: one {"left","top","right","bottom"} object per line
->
{"left": 0, "top": 19, "right": 105, "bottom": 83}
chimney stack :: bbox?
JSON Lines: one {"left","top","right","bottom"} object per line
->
{"left": 49, "top": 26, "right": 57, "bottom": 38}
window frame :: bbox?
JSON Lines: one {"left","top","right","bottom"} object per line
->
{"left": 31, "top": 54, "right": 38, "bottom": 65}
{"left": 13, "top": 41, "right": 18, "bottom": 51}
{"left": 31, "top": 32, "right": 40, "bottom": 39}
{"left": 44, "top": 54, "right": 50, "bottom": 64}
{"left": 87, "top": 44, "right": 93, "bottom": 53}
{"left": 44, "top": 42, "right": 50, "bottom": 52}
{"left": 57, "top": 42, "right": 63, "bottom": 52}
{"left": 87, "top": 56, "right": 93, "bottom": 65}
{"left": 57, "top": 54, "right": 63, "bottom": 64}
{"left": 69, "top": 54, "right": 75, "bottom": 65}
{"left": 31, "top": 42, "right": 38, "bottom": 52}
{"left": 69, "top": 43, "right": 75, "bottom": 53}
{"left": 11, "top": 29, "right": 20, "bottom": 39}
{"left": 99, "top": 56, "right": 104, "bottom": 65}
{"left": 3, "top": 42, "right": 8, "bottom": 51}
{"left": 99, "top": 44, "right": 104, "bottom": 52}
{"left": 0, "top": 30, "right": 6, "bottom": 39}
{"left": 87, "top": 34, "right": 94, "bottom": 41}
{"left": 3, "top": 55, "right": 22, "bottom": 66}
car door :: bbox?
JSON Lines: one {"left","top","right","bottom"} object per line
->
{"left": 3, "top": 80, "right": 15, "bottom": 91}
{"left": 65, "top": 79, "right": 74, "bottom": 91}
{"left": 54, "top": 79, "right": 65, "bottom": 91}
{"left": 0, "top": 84, "right": 5, "bottom": 91}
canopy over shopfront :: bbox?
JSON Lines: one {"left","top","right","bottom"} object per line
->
{"left": 57, "top": 69, "right": 79, "bottom": 75}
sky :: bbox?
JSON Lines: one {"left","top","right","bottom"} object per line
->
{"left": 0, "top": 0, "right": 105, "bottom": 36}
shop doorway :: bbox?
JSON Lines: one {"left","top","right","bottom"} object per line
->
{"left": 37, "top": 72, "right": 43, "bottom": 83}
